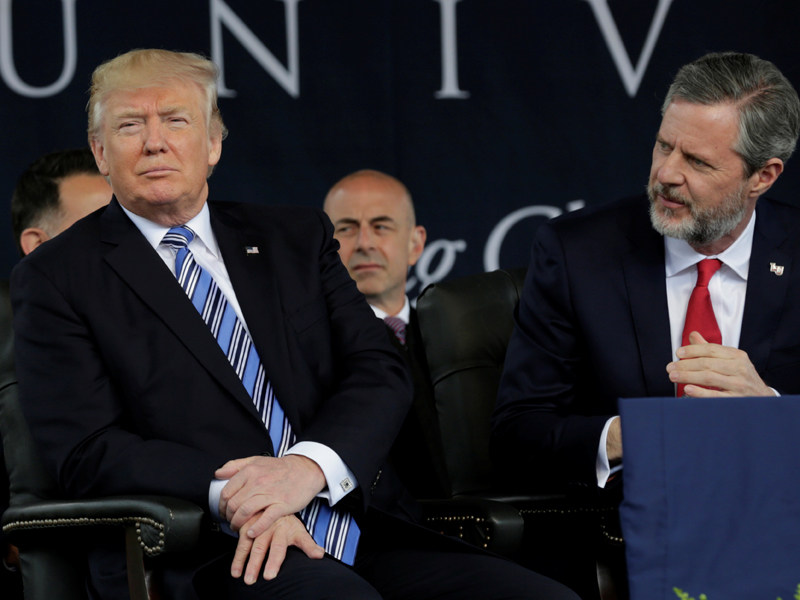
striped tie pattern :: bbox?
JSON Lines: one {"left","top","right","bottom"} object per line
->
{"left": 162, "top": 226, "right": 360, "bottom": 564}
{"left": 384, "top": 316, "right": 406, "bottom": 345}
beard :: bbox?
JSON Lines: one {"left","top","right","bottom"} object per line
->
{"left": 647, "top": 180, "right": 750, "bottom": 248}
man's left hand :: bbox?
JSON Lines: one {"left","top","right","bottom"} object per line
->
{"left": 230, "top": 513, "right": 324, "bottom": 584}
{"left": 666, "top": 331, "right": 775, "bottom": 397}
{"left": 216, "top": 455, "right": 326, "bottom": 539}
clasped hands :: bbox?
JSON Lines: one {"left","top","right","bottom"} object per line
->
{"left": 216, "top": 454, "right": 327, "bottom": 585}
{"left": 607, "top": 331, "right": 775, "bottom": 462}
{"left": 666, "top": 331, "right": 775, "bottom": 398}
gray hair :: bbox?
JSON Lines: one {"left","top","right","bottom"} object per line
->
{"left": 662, "top": 52, "right": 800, "bottom": 177}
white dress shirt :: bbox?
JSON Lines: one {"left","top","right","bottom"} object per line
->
{"left": 120, "top": 203, "right": 357, "bottom": 531}
{"left": 368, "top": 296, "right": 411, "bottom": 324}
{"left": 596, "top": 213, "right": 757, "bottom": 487}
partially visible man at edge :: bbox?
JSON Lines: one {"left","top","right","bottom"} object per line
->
{"left": 11, "top": 148, "right": 113, "bottom": 256}
{"left": 324, "top": 170, "right": 448, "bottom": 499}
{"left": 1, "top": 148, "right": 111, "bottom": 596}
{"left": 492, "top": 52, "right": 800, "bottom": 495}
{"left": 11, "top": 49, "right": 577, "bottom": 600}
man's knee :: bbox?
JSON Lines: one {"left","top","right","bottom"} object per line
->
{"left": 209, "top": 548, "right": 382, "bottom": 600}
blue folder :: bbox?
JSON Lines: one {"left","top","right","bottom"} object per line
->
{"left": 619, "top": 396, "right": 800, "bottom": 600}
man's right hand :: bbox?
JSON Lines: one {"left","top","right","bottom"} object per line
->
{"left": 606, "top": 417, "right": 623, "bottom": 464}
{"left": 216, "top": 454, "right": 326, "bottom": 538}
{"left": 230, "top": 513, "right": 324, "bottom": 584}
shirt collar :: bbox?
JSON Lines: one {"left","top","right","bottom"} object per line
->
{"left": 369, "top": 295, "right": 411, "bottom": 324}
{"left": 119, "top": 201, "right": 220, "bottom": 259}
{"left": 664, "top": 209, "right": 756, "bottom": 281}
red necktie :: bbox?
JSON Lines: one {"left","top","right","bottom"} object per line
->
{"left": 678, "top": 258, "right": 723, "bottom": 397}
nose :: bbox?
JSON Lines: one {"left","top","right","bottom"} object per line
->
{"left": 143, "top": 121, "right": 167, "bottom": 154}
{"left": 355, "top": 225, "right": 375, "bottom": 251}
{"left": 655, "top": 149, "right": 684, "bottom": 187}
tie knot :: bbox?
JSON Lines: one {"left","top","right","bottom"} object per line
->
{"left": 384, "top": 316, "right": 406, "bottom": 345}
{"left": 162, "top": 226, "right": 195, "bottom": 250}
{"left": 696, "top": 258, "right": 723, "bottom": 287}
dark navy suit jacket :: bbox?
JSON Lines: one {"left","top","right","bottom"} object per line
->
{"left": 11, "top": 198, "right": 417, "bottom": 595}
{"left": 491, "top": 194, "right": 800, "bottom": 489}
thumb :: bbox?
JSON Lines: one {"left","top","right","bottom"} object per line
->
{"left": 215, "top": 456, "right": 255, "bottom": 479}
{"left": 688, "top": 331, "right": 709, "bottom": 345}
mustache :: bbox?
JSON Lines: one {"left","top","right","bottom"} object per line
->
{"left": 650, "top": 182, "right": 690, "bottom": 206}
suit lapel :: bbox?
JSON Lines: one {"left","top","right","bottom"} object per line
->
{"left": 621, "top": 203, "right": 675, "bottom": 397}
{"left": 740, "top": 200, "right": 793, "bottom": 374}
{"left": 210, "top": 203, "right": 300, "bottom": 429}
{"left": 100, "top": 199, "right": 262, "bottom": 424}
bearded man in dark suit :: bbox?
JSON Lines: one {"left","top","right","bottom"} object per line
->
{"left": 12, "top": 49, "right": 576, "bottom": 600}
{"left": 492, "top": 52, "right": 800, "bottom": 494}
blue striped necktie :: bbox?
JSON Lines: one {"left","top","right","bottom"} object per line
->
{"left": 161, "top": 226, "right": 360, "bottom": 564}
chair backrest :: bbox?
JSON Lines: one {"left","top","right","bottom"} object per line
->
{"left": 0, "top": 280, "right": 63, "bottom": 506}
{"left": 0, "top": 280, "right": 89, "bottom": 599}
{"left": 416, "top": 268, "right": 526, "bottom": 497}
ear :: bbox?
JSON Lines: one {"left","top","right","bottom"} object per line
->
{"left": 20, "top": 228, "right": 50, "bottom": 256}
{"left": 407, "top": 225, "right": 426, "bottom": 266}
{"left": 748, "top": 158, "right": 784, "bottom": 198}
{"left": 90, "top": 137, "right": 110, "bottom": 176}
{"left": 208, "top": 130, "right": 222, "bottom": 168}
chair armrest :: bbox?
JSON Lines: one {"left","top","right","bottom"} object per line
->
{"left": 420, "top": 497, "right": 524, "bottom": 557}
{"left": 2, "top": 495, "right": 206, "bottom": 557}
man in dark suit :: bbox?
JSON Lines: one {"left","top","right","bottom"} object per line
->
{"left": 492, "top": 52, "right": 800, "bottom": 492}
{"left": 323, "top": 170, "right": 448, "bottom": 499}
{"left": 12, "top": 49, "right": 576, "bottom": 600}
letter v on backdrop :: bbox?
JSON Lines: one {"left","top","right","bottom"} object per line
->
{"left": 582, "top": 0, "right": 674, "bottom": 97}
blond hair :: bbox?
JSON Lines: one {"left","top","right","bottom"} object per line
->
{"left": 87, "top": 49, "right": 227, "bottom": 143}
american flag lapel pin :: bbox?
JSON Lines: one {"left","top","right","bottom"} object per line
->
{"left": 246, "top": 246, "right": 259, "bottom": 255}
{"left": 770, "top": 262, "right": 784, "bottom": 276}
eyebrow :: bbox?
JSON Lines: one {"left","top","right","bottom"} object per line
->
{"left": 111, "top": 105, "right": 190, "bottom": 121}
{"left": 334, "top": 216, "right": 396, "bottom": 226}
{"left": 656, "top": 134, "right": 715, "bottom": 167}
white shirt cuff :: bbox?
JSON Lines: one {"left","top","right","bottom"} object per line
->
{"left": 596, "top": 416, "right": 623, "bottom": 488}
{"left": 208, "top": 478, "right": 237, "bottom": 536}
{"left": 285, "top": 441, "right": 359, "bottom": 505}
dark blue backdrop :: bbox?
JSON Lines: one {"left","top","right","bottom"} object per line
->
{"left": 1, "top": 0, "right": 799, "bottom": 296}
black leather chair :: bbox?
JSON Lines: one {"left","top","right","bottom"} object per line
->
{"left": 416, "top": 269, "right": 626, "bottom": 600}
{"left": 0, "top": 279, "right": 206, "bottom": 599}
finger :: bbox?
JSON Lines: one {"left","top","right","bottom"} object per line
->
{"left": 669, "top": 365, "right": 726, "bottom": 389}
{"left": 244, "top": 528, "right": 273, "bottom": 585}
{"left": 219, "top": 475, "right": 246, "bottom": 519}
{"left": 246, "top": 503, "right": 289, "bottom": 539}
{"left": 688, "top": 331, "right": 708, "bottom": 345}
{"left": 676, "top": 342, "right": 739, "bottom": 361}
{"left": 674, "top": 331, "right": 711, "bottom": 359}
{"left": 230, "top": 529, "right": 254, "bottom": 579}
{"left": 229, "top": 496, "right": 269, "bottom": 532}
{"left": 262, "top": 527, "right": 288, "bottom": 581}
{"left": 263, "top": 518, "right": 324, "bottom": 580}
{"left": 294, "top": 529, "right": 325, "bottom": 560}
{"left": 216, "top": 456, "right": 254, "bottom": 479}
{"left": 669, "top": 356, "right": 722, "bottom": 373}
{"left": 682, "top": 384, "right": 728, "bottom": 398}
